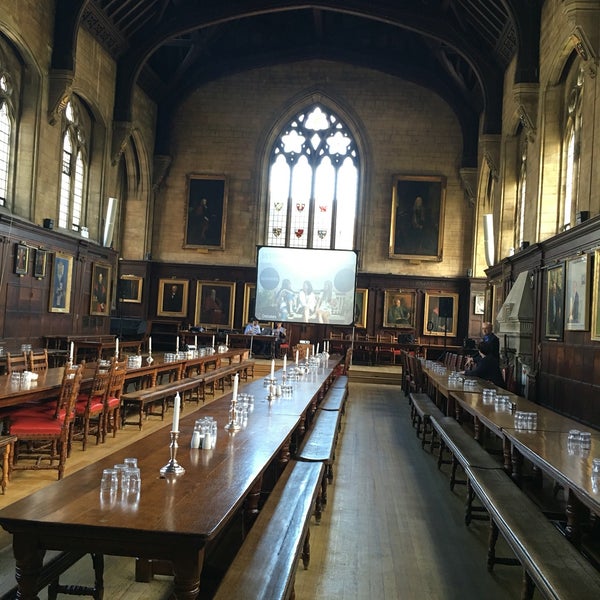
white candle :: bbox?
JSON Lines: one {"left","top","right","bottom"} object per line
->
{"left": 149, "top": 336, "right": 152, "bottom": 353}
{"left": 295, "top": 350, "right": 299, "bottom": 365}
{"left": 194, "top": 335, "right": 198, "bottom": 348}
{"left": 176, "top": 336, "right": 179, "bottom": 353}
{"left": 232, "top": 373, "right": 239, "bottom": 402}
{"left": 306, "top": 346, "right": 310, "bottom": 360}
{"left": 316, "top": 343, "right": 320, "bottom": 354}
{"left": 271, "top": 359, "right": 275, "bottom": 379}
{"left": 115, "top": 338, "right": 119, "bottom": 359}
{"left": 212, "top": 335, "right": 215, "bottom": 347}
{"left": 226, "top": 334, "right": 229, "bottom": 346}
{"left": 172, "top": 392, "right": 180, "bottom": 432}
{"left": 69, "top": 341, "right": 74, "bottom": 364}
{"left": 283, "top": 354, "right": 287, "bottom": 371}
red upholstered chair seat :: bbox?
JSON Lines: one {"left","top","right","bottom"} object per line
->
{"left": 75, "top": 396, "right": 104, "bottom": 416}
{"left": 106, "top": 395, "right": 120, "bottom": 409}
{"left": 10, "top": 415, "right": 64, "bottom": 436}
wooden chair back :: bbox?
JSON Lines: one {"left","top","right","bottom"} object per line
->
{"left": 29, "top": 349, "right": 49, "bottom": 372}
{"left": 6, "top": 352, "right": 28, "bottom": 374}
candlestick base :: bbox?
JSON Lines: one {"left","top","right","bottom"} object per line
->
{"left": 146, "top": 353, "right": 154, "bottom": 365}
{"left": 224, "top": 419, "right": 241, "bottom": 431}
{"left": 160, "top": 431, "right": 185, "bottom": 476}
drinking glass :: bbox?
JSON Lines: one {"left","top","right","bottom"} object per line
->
{"left": 123, "top": 457, "right": 138, "bottom": 468}
{"left": 100, "top": 468, "right": 118, "bottom": 502}
{"left": 123, "top": 467, "right": 141, "bottom": 495}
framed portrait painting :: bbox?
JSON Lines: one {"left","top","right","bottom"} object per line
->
{"left": 196, "top": 281, "right": 235, "bottom": 329}
{"left": 184, "top": 174, "right": 228, "bottom": 249}
{"left": 243, "top": 283, "right": 257, "bottom": 326}
{"left": 473, "top": 293, "right": 485, "bottom": 315}
{"left": 90, "top": 263, "right": 112, "bottom": 316}
{"left": 157, "top": 279, "right": 189, "bottom": 317}
{"left": 389, "top": 174, "right": 446, "bottom": 261}
{"left": 49, "top": 252, "right": 73, "bottom": 313}
{"left": 545, "top": 263, "right": 564, "bottom": 340}
{"left": 423, "top": 292, "right": 458, "bottom": 337}
{"left": 591, "top": 251, "right": 600, "bottom": 341}
{"left": 119, "top": 274, "right": 143, "bottom": 303}
{"left": 34, "top": 249, "right": 47, "bottom": 279}
{"left": 383, "top": 290, "right": 415, "bottom": 329}
{"left": 565, "top": 254, "right": 589, "bottom": 331}
{"left": 15, "top": 243, "right": 29, "bottom": 275}
{"left": 354, "top": 288, "right": 369, "bottom": 328}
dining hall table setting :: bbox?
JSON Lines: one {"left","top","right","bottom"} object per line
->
{"left": 0, "top": 353, "right": 341, "bottom": 599}
{"left": 420, "top": 358, "right": 600, "bottom": 547}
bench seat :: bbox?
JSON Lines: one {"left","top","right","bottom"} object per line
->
{"left": 319, "top": 386, "right": 347, "bottom": 413}
{"left": 296, "top": 409, "right": 342, "bottom": 522}
{"left": 213, "top": 460, "right": 324, "bottom": 600}
{"left": 408, "top": 392, "right": 444, "bottom": 449}
{"left": 467, "top": 466, "right": 600, "bottom": 600}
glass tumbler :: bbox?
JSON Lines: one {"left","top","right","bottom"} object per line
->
{"left": 100, "top": 468, "right": 118, "bottom": 501}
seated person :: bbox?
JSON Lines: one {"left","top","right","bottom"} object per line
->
{"left": 244, "top": 318, "right": 267, "bottom": 355}
{"left": 463, "top": 340, "right": 505, "bottom": 388}
{"left": 273, "top": 321, "right": 287, "bottom": 356}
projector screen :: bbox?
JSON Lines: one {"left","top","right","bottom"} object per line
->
{"left": 255, "top": 247, "right": 358, "bottom": 326}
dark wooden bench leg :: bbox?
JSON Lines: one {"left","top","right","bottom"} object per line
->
{"left": 301, "top": 528, "right": 310, "bottom": 570}
{"left": 314, "top": 487, "right": 323, "bottom": 524}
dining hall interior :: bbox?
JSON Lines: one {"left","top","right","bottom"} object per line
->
{"left": 1, "top": 1, "right": 600, "bottom": 598}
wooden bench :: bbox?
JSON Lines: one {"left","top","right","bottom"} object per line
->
{"left": 428, "top": 413, "right": 503, "bottom": 525}
{"left": 408, "top": 392, "right": 444, "bottom": 450}
{"left": 319, "top": 385, "right": 347, "bottom": 415}
{"left": 296, "top": 409, "right": 342, "bottom": 523}
{"left": 330, "top": 375, "right": 348, "bottom": 389}
{"left": 467, "top": 466, "right": 600, "bottom": 600}
{"left": 213, "top": 460, "right": 324, "bottom": 600}
{"left": 121, "top": 377, "right": 201, "bottom": 429}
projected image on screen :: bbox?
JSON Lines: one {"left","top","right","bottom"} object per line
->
{"left": 255, "top": 247, "right": 358, "bottom": 326}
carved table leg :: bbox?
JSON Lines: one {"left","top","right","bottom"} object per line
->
{"left": 12, "top": 533, "right": 45, "bottom": 600}
{"left": 171, "top": 547, "right": 205, "bottom": 600}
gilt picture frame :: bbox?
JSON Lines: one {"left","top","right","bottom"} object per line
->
{"left": 389, "top": 174, "right": 446, "bottom": 261}
{"left": 545, "top": 263, "right": 565, "bottom": 340}
{"left": 591, "top": 251, "right": 600, "bottom": 341}
{"left": 49, "top": 253, "right": 73, "bottom": 313}
{"left": 383, "top": 290, "right": 416, "bottom": 329}
{"left": 184, "top": 174, "right": 228, "bottom": 249}
{"left": 157, "top": 279, "right": 189, "bottom": 317}
{"left": 423, "top": 292, "right": 458, "bottom": 337}
{"left": 34, "top": 249, "right": 47, "bottom": 279}
{"left": 90, "top": 263, "right": 112, "bottom": 316}
{"left": 15, "top": 243, "right": 29, "bottom": 275}
{"left": 243, "top": 283, "right": 257, "bottom": 327}
{"left": 565, "top": 254, "right": 589, "bottom": 331}
{"left": 196, "top": 281, "right": 235, "bottom": 329}
{"left": 354, "top": 288, "right": 369, "bottom": 329}
{"left": 119, "top": 274, "right": 143, "bottom": 303}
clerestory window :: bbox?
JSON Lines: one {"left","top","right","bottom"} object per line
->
{"left": 266, "top": 105, "right": 359, "bottom": 249}
{"left": 0, "top": 71, "right": 13, "bottom": 207}
{"left": 58, "top": 98, "right": 89, "bottom": 231}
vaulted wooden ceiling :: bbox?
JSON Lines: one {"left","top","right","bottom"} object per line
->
{"left": 54, "top": 1, "right": 542, "bottom": 167}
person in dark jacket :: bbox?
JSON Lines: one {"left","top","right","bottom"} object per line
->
{"left": 463, "top": 340, "right": 505, "bottom": 387}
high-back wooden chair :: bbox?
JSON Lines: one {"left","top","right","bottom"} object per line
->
{"left": 104, "top": 358, "right": 128, "bottom": 441}
{"left": 10, "top": 364, "right": 83, "bottom": 480}
{"left": 28, "top": 349, "right": 49, "bottom": 372}
{"left": 6, "top": 352, "right": 28, "bottom": 374}
{"left": 72, "top": 363, "right": 111, "bottom": 450}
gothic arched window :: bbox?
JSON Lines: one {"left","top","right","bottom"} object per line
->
{"left": 266, "top": 105, "right": 359, "bottom": 249}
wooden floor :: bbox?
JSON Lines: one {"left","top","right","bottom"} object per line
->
{"left": 0, "top": 370, "right": 525, "bottom": 599}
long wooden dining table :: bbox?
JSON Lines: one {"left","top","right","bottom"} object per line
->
{"left": 0, "top": 349, "right": 249, "bottom": 410}
{"left": 422, "top": 361, "right": 600, "bottom": 545}
{"left": 0, "top": 356, "right": 340, "bottom": 599}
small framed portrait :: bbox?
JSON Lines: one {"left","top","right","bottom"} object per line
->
{"left": 90, "top": 263, "right": 112, "bottom": 316}
{"left": 383, "top": 290, "right": 416, "bottom": 329}
{"left": 423, "top": 292, "right": 458, "bottom": 337}
{"left": 196, "top": 281, "right": 235, "bottom": 329}
{"left": 545, "top": 263, "right": 565, "bottom": 340}
{"left": 184, "top": 174, "right": 228, "bottom": 249}
{"left": 119, "top": 274, "right": 143, "bottom": 303}
{"left": 473, "top": 293, "right": 485, "bottom": 315}
{"left": 49, "top": 252, "right": 73, "bottom": 313}
{"left": 389, "top": 174, "right": 446, "bottom": 261}
{"left": 243, "top": 283, "right": 257, "bottom": 326}
{"left": 34, "top": 249, "right": 47, "bottom": 278}
{"left": 158, "top": 279, "right": 189, "bottom": 317}
{"left": 354, "top": 288, "right": 369, "bottom": 328}
{"left": 565, "top": 254, "right": 590, "bottom": 331}
{"left": 15, "top": 243, "right": 29, "bottom": 275}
